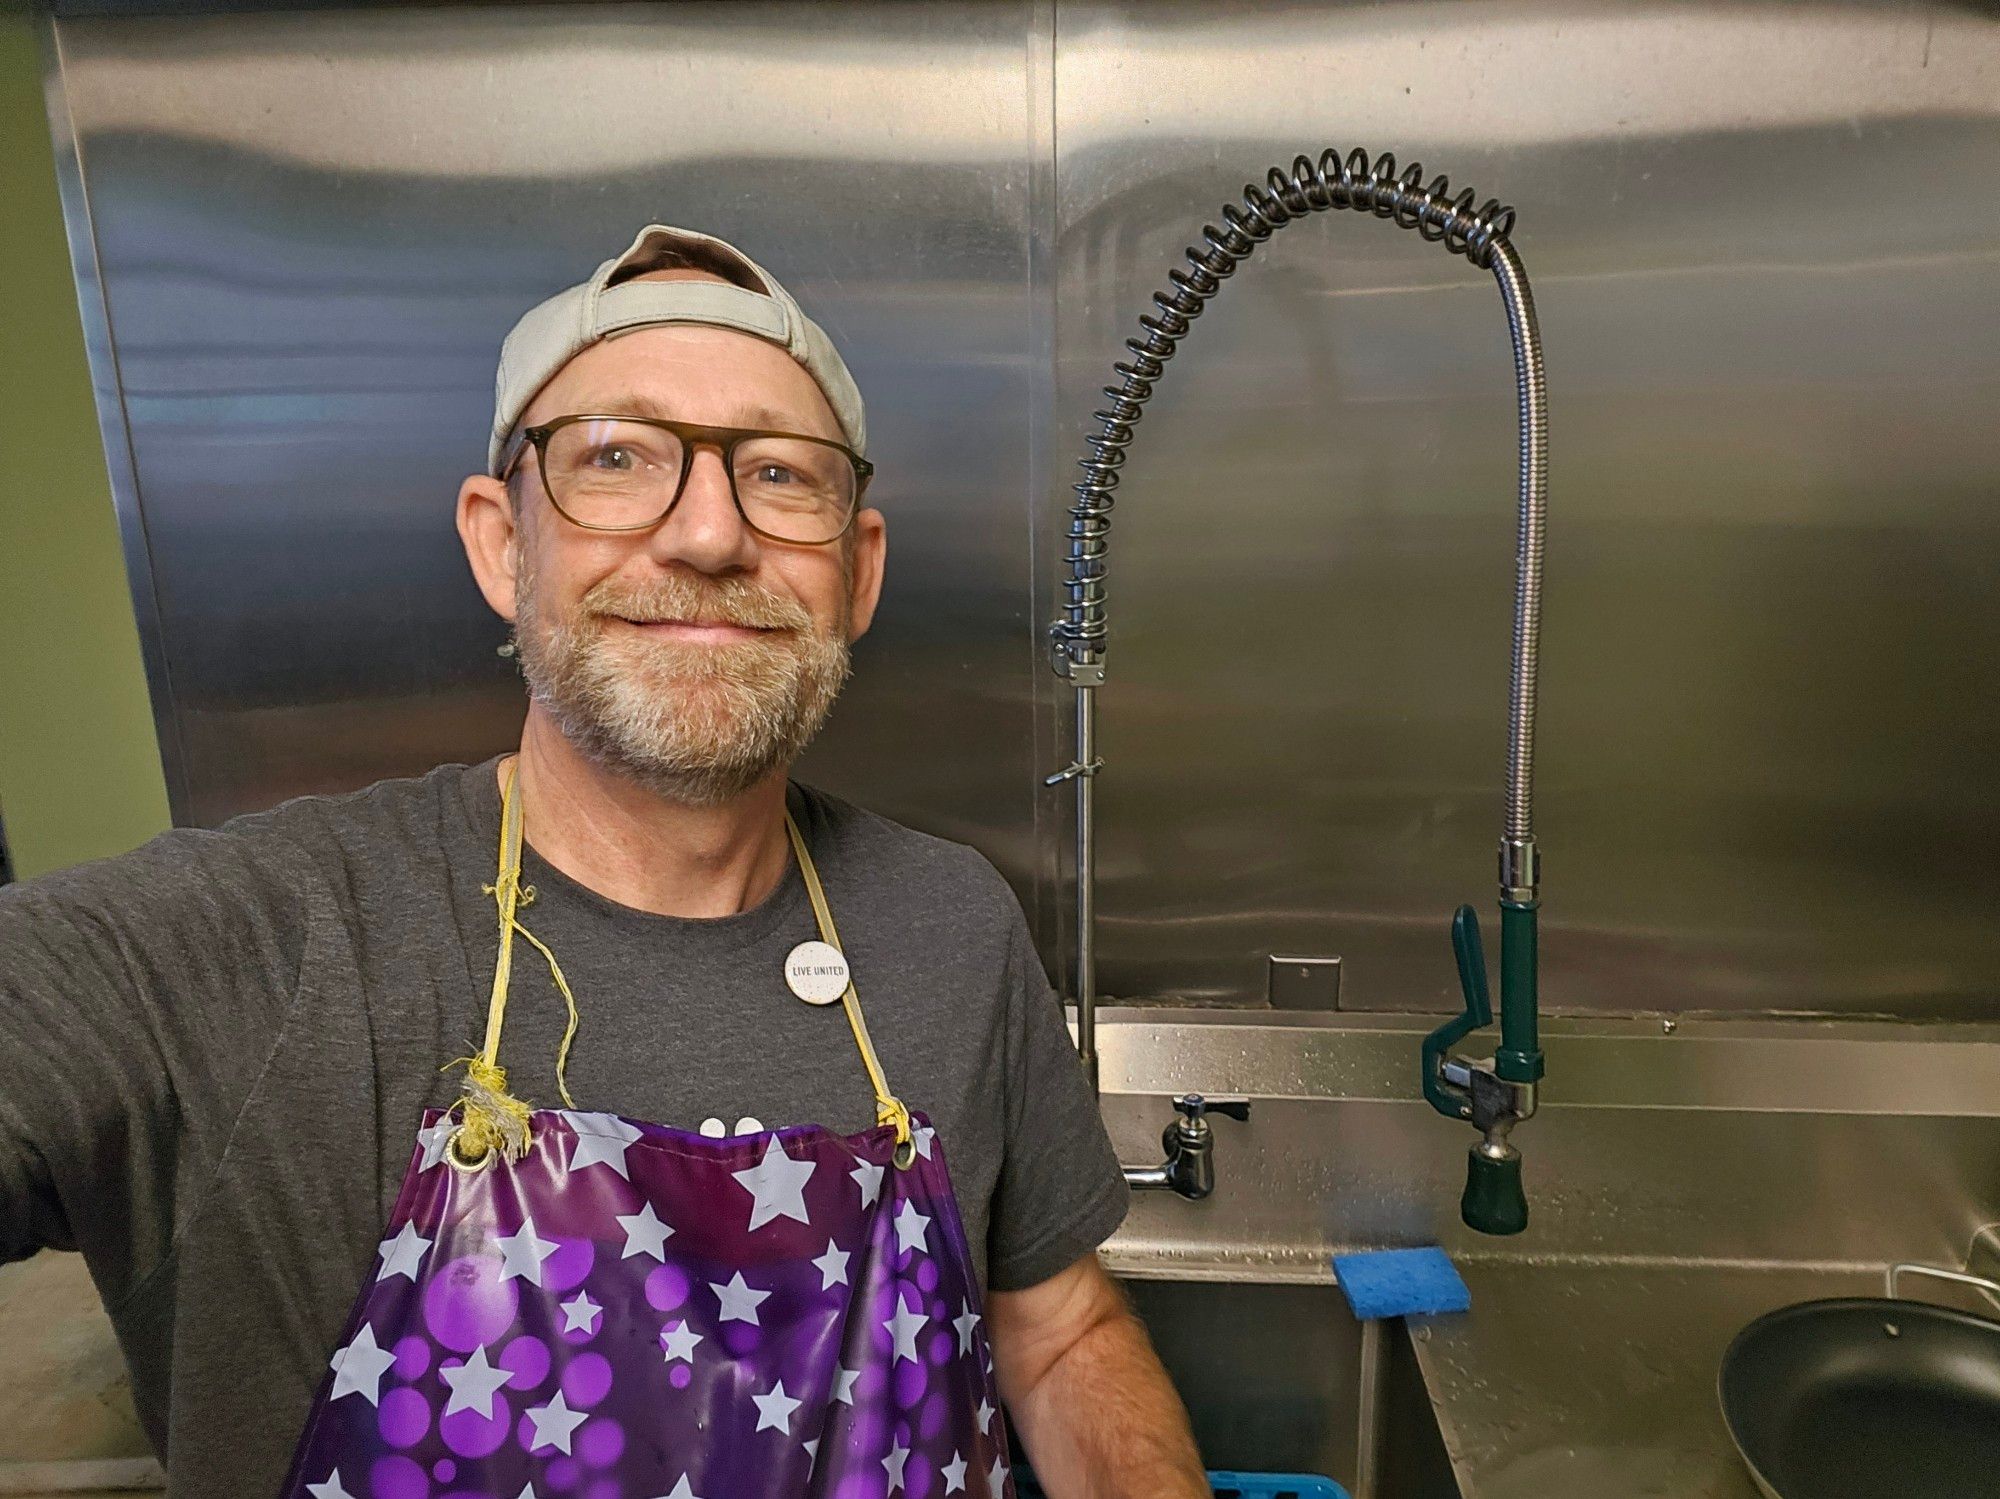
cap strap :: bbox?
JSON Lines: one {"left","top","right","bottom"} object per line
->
{"left": 593, "top": 280, "right": 791, "bottom": 345}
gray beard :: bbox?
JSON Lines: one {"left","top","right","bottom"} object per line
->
{"left": 513, "top": 558, "right": 852, "bottom": 807}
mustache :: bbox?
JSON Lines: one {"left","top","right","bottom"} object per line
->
{"left": 581, "top": 573, "right": 816, "bottom": 634}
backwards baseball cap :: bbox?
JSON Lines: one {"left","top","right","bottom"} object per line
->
{"left": 488, "top": 224, "right": 866, "bottom": 476}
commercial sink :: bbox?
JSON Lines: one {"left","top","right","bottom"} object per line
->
{"left": 1122, "top": 1277, "right": 1459, "bottom": 1497}
{"left": 1089, "top": 1007, "right": 2000, "bottom": 1499}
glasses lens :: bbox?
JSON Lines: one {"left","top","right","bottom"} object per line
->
{"left": 542, "top": 419, "right": 684, "bottom": 529}
{"left": 734, "top": 436, "right": 857, "bottom": 543}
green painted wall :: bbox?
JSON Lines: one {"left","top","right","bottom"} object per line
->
{"left": 0, "top": 12, "right": 171, "bottom": 878}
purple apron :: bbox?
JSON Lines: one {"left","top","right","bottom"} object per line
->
{"left": 277, "top": 766, "right": 1016, "bottom": 1499}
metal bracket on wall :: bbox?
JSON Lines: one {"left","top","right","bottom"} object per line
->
{"left": 1266, "top": 954, "right": 1343, "bottom": 1011}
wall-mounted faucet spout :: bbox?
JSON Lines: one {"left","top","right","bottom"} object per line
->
{"left": 1122, "top": 1095, "right": 1252, "bottom": 1200}
{"left": 1045, "top": 146, "right": 1549, "bottom": 1236}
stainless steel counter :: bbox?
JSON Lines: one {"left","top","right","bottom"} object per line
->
{"left": 1411, "top": 1261, "right": 1879, "bottom": 1499}
{"left": 1098, "top": 1009, "right": 2000, "bottom": 1498}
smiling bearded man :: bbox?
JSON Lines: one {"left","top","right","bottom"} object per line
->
{"left": 0, "top": 223, "right": 1211, "bottom": 1499}
{"left": 514, "top": 551, "right": 852, "bottom": 806}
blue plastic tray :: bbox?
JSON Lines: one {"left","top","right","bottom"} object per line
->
{"left": 1208, "top": 1472, "right": 1349, "bottom": 1499}
{"left": 1014, "top": 1466, "right": 1347, "bottom": 1498}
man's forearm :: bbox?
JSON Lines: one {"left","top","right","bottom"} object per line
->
{"left": 1006, "top": 1292, "right": 1208, "bottom": 1498}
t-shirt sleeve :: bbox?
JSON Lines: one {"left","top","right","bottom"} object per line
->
{"left": 0, "top": 829, "right": 307, "bottom": 1300}
{"left": 985, "top": 906, "right": 1130, "bottom": 1292}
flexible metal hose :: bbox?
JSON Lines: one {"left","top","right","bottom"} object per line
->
{"left": 1051, "top": 150, "right": 1547, "bottom": 1080}
{"left": 1489, "top": 242, "right": 1547, "bottom": 849}
{"left": 1050, "top": 145, "right": 1545, "bottom": 848}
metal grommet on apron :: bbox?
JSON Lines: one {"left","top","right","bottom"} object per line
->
{"left": 276, "top": 761, "right": 1016, "bottom": 1498}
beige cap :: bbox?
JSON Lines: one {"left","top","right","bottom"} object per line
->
{"left": 488, "top": 224, "right": 866, "bottom": 475}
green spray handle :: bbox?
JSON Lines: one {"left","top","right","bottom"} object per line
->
{"left": 1422, "top": 899, "right": 1543, "bottom": 1236}
{"left": 1422, "top": 905, "right": 1493, "bottom": 1117}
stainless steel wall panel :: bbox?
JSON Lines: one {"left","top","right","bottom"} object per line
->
{"left": 43, "top": 1, "right": 2000, "bottom": 1021}
{"left": 1053, "top": 1, "right": 2000, "bottom": 1018}
{"left": 45, "top": 3, "right": 1049, "bottom": 888}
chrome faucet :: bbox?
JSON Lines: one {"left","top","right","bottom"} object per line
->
{"left": 1046, "top": 148, "right": 1548, "bottom": 1235}
{"left": 1122, "top": 1095, "right": 1251, "bottom": 1199}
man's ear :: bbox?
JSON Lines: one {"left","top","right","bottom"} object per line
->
{"left": 457, "top": 473, "right": 522, "bottom": 622}
{"left": 845, "top": 506, "right": 888, "bottom": 641}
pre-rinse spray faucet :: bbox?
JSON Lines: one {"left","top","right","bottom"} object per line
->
{"left": 1045, "top": 148, "right": 1548, "bottom": 1235}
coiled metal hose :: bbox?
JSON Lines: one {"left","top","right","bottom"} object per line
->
{"left": 1051, "top": 148, "right": 1547, "bottom": 1078}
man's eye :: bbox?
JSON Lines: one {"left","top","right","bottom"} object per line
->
{"left": 588, "top": 446, "right": 636, "bottom": 472}
{"left": 753, "top": 463, "right": 797, "bottom": 485}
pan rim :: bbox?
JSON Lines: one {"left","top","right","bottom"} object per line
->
{"left": 1715, "top": 1358, "right": 1787, "bottom": 1499}
{"left": 1717, "top": 1295, "right": 2000, "bottom": 1499}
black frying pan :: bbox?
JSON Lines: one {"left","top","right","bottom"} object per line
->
{"left": 1719, "top": 1265, "right": 2000, "bottom": 1499}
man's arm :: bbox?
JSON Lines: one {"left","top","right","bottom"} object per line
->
{"left": 0, "top": 829, "right": 304, "bottom": 1280}
{"left": 989, "top": 1251, "right": 1208, "bottom": 1498}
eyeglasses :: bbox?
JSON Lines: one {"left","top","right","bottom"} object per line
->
{"left": 502, "top": 413, "right": 874, "bottom": 546}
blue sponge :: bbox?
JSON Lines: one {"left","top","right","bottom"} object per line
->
{"left": 1332, "top": 1246, "right": 1471, "bottom": 1320}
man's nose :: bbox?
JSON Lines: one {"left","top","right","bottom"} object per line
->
{"left": 642, "top": 446, "right": 759, "bottom": 573}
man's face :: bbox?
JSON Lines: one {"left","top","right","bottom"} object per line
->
{"left": 466, "top": 272, "right": 886, "bottom": 805}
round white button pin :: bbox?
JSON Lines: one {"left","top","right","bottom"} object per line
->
{"left": 784, "top": 940, "right": 850, "bottom": 1005}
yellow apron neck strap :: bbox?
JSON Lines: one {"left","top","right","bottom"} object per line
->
{"left": 783, "top": 809, "right": 916, "bottom": 1165}
{"left": 448, "top": 759, "right": 580, "bottom": 1167}
{"left": 451, "top": 764, "right": 909, "bottom": 1170}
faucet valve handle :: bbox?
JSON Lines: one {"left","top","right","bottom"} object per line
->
{"left": 1451, "top": 904, "right": 1495, "bottom": 1032}
{"left": 1173, "top": 1093, "right": 1250, "bottom": 1123}
{"left": 1423, "top": 904, "right": 1494, "bottom": 1118}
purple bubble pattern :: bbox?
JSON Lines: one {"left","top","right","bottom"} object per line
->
{"left": 275, "top": 1109, "right": 1013, "bottom": 1498}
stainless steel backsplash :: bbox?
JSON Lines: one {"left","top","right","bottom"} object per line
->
{"left": 43, "top": 0, "right": 2000, "bottom": 1019}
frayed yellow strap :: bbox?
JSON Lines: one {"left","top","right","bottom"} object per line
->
{"left": 450, "top": 765, "right": 900, "bottom": 1169}
{"left": 448, "top": 760, "right": 580, "bottom": 1165}
{"left": 783, "top": 811, "right": 914, "bottom": 1164}
{"left": 443, "top": 1053, "right": 532, "bottom": 1163}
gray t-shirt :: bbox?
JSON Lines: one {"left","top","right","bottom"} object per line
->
{"left": 0, "top": 759, "right": 1127, "bottom": 1497}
